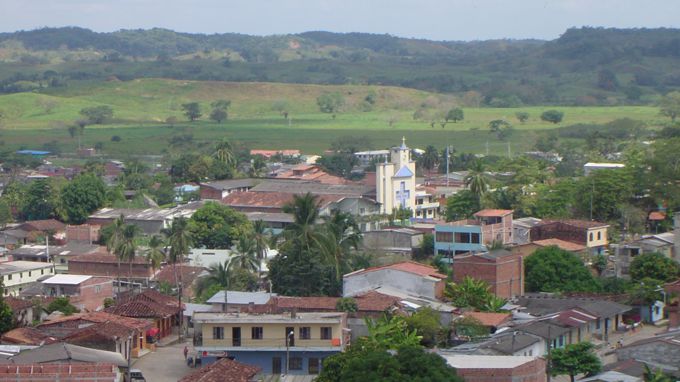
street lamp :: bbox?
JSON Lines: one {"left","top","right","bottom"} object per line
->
{"left": 285, "top": 331, "right": 294, "bottom": 375}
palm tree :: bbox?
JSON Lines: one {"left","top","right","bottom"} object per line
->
{"left": 232, "top": 236, "right": 258, "bottom": 273}
{"left": 252, "top": 220, "right": 269, "bottom": 275}
{"left": 320, "top": 210, "right": 363, "bottom": 282}
{"left": 106, "top": 215, "right": 126, "bottom": 296}
{"left": 206, "top": 260, "right": 234, "bottom": 288}
{"left": 146, "top": 235, "right": 166, "bottom": 272}
{"left": 281, "top": 193, "right": 323, "bottom": 253}
{"left": 118, "top": 224, "right": 140, "bottom": 290}
{"left": 418, "top": 145, "right": 440, "bottom": 171}
{"left": 213, "top": 139, "right": 236, "bottom": 168}
{"left": 464, "top": 159, "right": 489, "bottom": 198}
{"left": 165, "top": 217, "right": 192, "bottom": 265}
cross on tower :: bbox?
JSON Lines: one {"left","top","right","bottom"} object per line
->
{"left": 396, "top": 181, "right": 410, "bottom": 208}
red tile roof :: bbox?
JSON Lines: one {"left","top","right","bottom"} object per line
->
{"left": 0, "top": 363, "right": 118, "bottom": 381}
{"left": 152, "top": 265, "right": 205, "bottom": 286}
{"left": 38, "top": 311, "right": 152, "bottom": 332}
{"left": 274, "top": 291, "right": 400, "bottom": 313}
{"left": 532, "top": 238, "right": 587, "bottom": 252}
{"left": 462, "top": 312, "right": 511, "bottom": 327}
{"left": 0, "top": 327, "right": 58, "bottom": 346}
{"left": 5, "top": 297, "right": 33, "bottom": 311}
{"left": 18, "top": 219, "right": 66, "bottom": 232}
{"left": 474, "top": 209, "right": 513, "bottom": 217}
{"left": 348, "top": 261, "right": 447, "bottom": 279}
{"left": 648, "top": 211, "right": 666, "bottom": 221}
{"left": 63, "top": 320, "right": 136, "bottom": 342}
{"left": 106, "top": 289, "right": 182, "bottom": 318}
{"left": 554, "top": 308, "right": 598, "bottom": 327}
{"left": 179, "top": 358, "right": 260, "bottom": 382}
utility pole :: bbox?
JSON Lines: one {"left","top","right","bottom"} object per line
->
{"left": 446, "top": 145, "right": 450, "bottom": 187}
{"left": 285, "top": 331, "right": 294, "bottom": 375}
{"left": 590, "top": 177, "right": 595, "bottom": 221}
{"left": 127, "top": 335, "right": 132, "bottom": 382}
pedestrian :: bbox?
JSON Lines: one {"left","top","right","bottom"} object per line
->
{"left": 617, "top": 338, "right": 623, "bottom": 348}
{"left": 183, "top": 345, "right": 188, "bottom": 360}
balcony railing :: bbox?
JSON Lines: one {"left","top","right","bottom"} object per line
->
{"left": 201, "top": 337, "right": 340, "bottom": 348}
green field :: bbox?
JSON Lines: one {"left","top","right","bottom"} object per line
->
{"left": 0, "top": 79, "right": 664, "bottom": 156}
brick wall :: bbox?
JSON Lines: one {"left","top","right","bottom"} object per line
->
{"left": 66, "top": 224, "right": 100, "bottom": 243}
{"left": 200, "top": 186, "right": 222, "bottom": 200}
{"left": 453, "top": 254, "right": 524, "bottom": 299}
{"left": 68, "top": 260, "right": 154, "bottom": 280}
{"left": 454, "top": 358, "right": 546, "bottom": 382}
{"left": 71, "top": 277, "right": 114, "bottom": 312}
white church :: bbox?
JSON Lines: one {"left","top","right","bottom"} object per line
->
{"left": 376, "top": 137, "right": 439, "bottom": 220}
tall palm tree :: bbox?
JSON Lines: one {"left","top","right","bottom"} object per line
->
{"left": 418, "top": 145, "right": 440, "bottom": 171}
{"left": 281, "top": 193, "right": 323, "bottom": 253}
{"left": 252, "top": 220, "right": 269, "bottom": 276}
{"left": 206, "top": 259, "right": 234, "bottom": 288}
{"left": 118, "top": 224, "right": 140, "bottom": 290}
{"left": 106, "top": 215, "right": 126, "bottom": 296}
{"left": 320, "top": 210, "right": 363, "bottom": 282}
{"left": 232, "top": 236, "right": 258, "bottom": 273}
{"left": 164, "top": 216, "right": 193, "bottom": 339}
{"left": 146, "top": 235, "right": 166, "bottom": 272}
{"left": 464, "top": 159, "right": 489, "bottom": 198}
{"left": 213, "top": 139, "right": 236, "bottom": 168}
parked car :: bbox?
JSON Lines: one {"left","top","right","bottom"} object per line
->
{"left": 127, "top": 369, "right": 146, "bottom": 382}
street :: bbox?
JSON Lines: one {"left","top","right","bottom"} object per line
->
{"left": 133, "top": 339, "right": 195, "bottom": 382}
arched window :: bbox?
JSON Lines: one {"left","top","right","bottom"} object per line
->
{"left": 589, "top": 232, "right": 594, "bottom": 242}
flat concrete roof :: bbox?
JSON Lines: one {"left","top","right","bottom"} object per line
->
{"left": 0, "top": 261, "right": 54, "bottom": 274}
{"left": 42, "top": 274, "right": 92, "bottom": 285}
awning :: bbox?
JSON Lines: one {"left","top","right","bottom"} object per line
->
{"left": 146, "top": 328, "right": 160, "bottom": 336}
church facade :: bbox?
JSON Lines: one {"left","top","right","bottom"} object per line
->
{"left": 376, "top": 138, "right": 417, "bottom": 217}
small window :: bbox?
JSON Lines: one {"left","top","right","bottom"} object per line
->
{"left": 597, "top": 231, "right": 601, "bottom": 240}
{"left": 359, "top": 208, "right": 366, "bottom": 215}
{"left": 41, "top": 269, "right": 44, "bottom": 275}
{"left": 470, "top": 232, "right": 480, "bottom": 244}
{"left": 300, "top": 327, "right": 311, "bottom": 340}
{"left": 212, "top": 326, "right": 224, "bottom": 340}
{"left": 320, "top": 327, "right": 332, "bottom": 340}
{"left": 19, "top": 273, "right": 22, "bottom": 278}
{"left": 95, "top": 285, "right": 101, "bottom": 293}
{"left": 251, "top": 327, "right": 263, "bottom": 340}
{"left": 308, "top": 358, "right": 320, "bottom": 374}
{"left": 7, "top": 274, "right": 11, "bottom": 281}
{"left": 589, "top": 232, "right": 594, "bottom": 242}
{"left": 289, "top": 357, "right": 303, "bottom": 370}
{"left": 28, "top": 271, "right": 31, "bottom": 277}
{"left": 60, "top": 259, "right": 66, "bottom": 264}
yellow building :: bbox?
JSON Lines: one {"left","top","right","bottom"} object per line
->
{"left": 377, "top": 137, "right": 417, "bottom": 217}
{"left": 193, "top": 312, "right": 348, "bottom": 376}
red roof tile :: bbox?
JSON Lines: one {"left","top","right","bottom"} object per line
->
{"left": 648, "top": 211, "right": 666, "bottom": 221}
{"left": 106, "top": 289, "right": 182, "bottom": 318}
{"left": 18, "top": 219, "right": 66, "bottom": 232}
{"left": 348, "top": 261, "right": 447, "bottom": 279}
{"left": 474, "top": 209, "right": 513, "bottom": 217}
{"left": 179, "top": 358, "right": 260, "bottom": 382}
{"left": 532, "top": 238, "right": 587, "bottom": 252}
{"left": 152, "top": 265, "right": 205, "bottom": 286}
{"left": 38, "top": 311, "right": 152, "bottom": 332}
{"left": 462, "top": 312, "right": 511, "bottom": 327}
{"left": 5, "top": 297, "right": 33, "bottom": 311}
{"left": 0, "top": 327, "right": 58, "bottom": 345}
{"left": 63, "top": 320, "right": 136, "bottom": 342}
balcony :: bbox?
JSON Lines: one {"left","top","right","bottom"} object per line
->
{"left": 200, "top": 337, "right": 341, "bottom": 349}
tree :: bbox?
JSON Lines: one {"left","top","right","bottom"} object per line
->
{"left": 549, "top": 342, "right": 602, "bottom": 382}
{"left": 488, "top": 119, "right": 514, "bottom": 140}
{"left": 576, "top": 169, "right": 633, "bottom": 222}
{"left": 146, "top": 235, "right": 166, "bottom": 272}
{"left": 524, "top": 246, "right": 601, "bottom": 293}
{"left": 212, "top": 139, "right": 236, "bottom": 168}
{"left": 118, "top": 224, "right": 140, "bottom": 284}
{"left": 540, "top": 110, "right": 564, "bottom": 124}
{"left": 211, "top": 100, "right": 231, "bottom": 110}
{"left": 189, "top": 202, "right": 252, "bottom": 249}
{"left": 181, "top": 102, "right": 202, "bottom": 121}
{"left": 659, "top": 91, "right": 680, "bottom": 121}
{"left": 464, "top": 159, "right": 489, "bottom": 198}
{"left": 444, "top": 277, "right": 492, "bottom": 310}
{"left": 0, "top": 279, "right": 14, "bottom": 333}
{"left": 597, "top": 69, "right": 619, "bottom": 91}
{"left": 79, "top": 105, "right": 113, "bottom": 124}
{"left": 318, "top": 210, "right": 362, "bottom": 284}
{"left": 446, "top": 107, "right": 464, "bottom": 123}
{"left": 336, "top": 297, "right": 358, "bottom": 313}
{"left": 46, "top": 296, "right": 79, "bottom": 316}
{"left": 232, "top": 236, "right": 259, "bottom": 273}
{"left": 445, "top": 190, "right": 481, "bottom": 221}
{"left": 105, "top": 215, "right": 126, "bottom": 296}
{"left": 22, "top": 179, "right": 59, "bottom": 221}
{"left": 0, "top": 199, "right": 13, "bottom": 228}
{"left": 61, "top": 173, "right": 106, "bottom": 224}
{"left": 453, "top": 316, "right": 488, "bottom": 339}
{"left": 36, "top": 98, "right": 58, "bottom": 114}
{"left": 418, "top": 145, "right": 440, "bottom": 171}
{"left": 405, "top": 307, "right": 446, "bottom": 347}
{"left": 515, "top": 111, "right": 529, "bottom": 123}
{"left": 316, "top": 92, "right": 345, "bottom": 117}
{"left": 209, "top": 108, "right": 227, "bottom": 123}
{"left": 629, "top": 252, "right": 680, "bottom": 283}
{"left": 165, "top": 217, "right": 192, "bottom": 264}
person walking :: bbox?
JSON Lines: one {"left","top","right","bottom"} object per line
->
{"left": 183, "top": 345, "right": 188, "bottom": 360}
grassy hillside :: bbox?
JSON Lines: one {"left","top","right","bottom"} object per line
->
{"left": 0, "top": 79, "right": 663, "bottom": 156}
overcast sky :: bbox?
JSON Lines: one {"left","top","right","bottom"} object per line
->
{"left": 1, "top": 0, "right": 679, "bottom": 41}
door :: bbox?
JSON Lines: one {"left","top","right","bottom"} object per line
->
{"left": 285, "top": 327, "right": 295, "bottom": 347}
{"left": 272, "top": 357, "right": 282, "bottom": 374}
{"left": 232, "top": 327, "right": 241, "bottom": 347}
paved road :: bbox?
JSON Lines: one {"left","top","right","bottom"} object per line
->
{"left": 133, "top": 339, "right": 195, "bottom": 382}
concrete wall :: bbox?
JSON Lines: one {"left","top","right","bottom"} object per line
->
{"left": 452, "top": 358, "right": 547, "bottom": 382}
{"left": 2, "top": 264, "right": 55, "bottom": 295}
{"left": 343, "top": 268, "right": 440, "bottom": 299}
{"left": 362, "top": 230, "right": 423, "bottom": 251}
{"left": 201, "top": 321, "right": 344, "bottom": 349}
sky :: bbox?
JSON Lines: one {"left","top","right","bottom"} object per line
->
{"left": 0, "top": 0, "right": 679, "bottom": 41}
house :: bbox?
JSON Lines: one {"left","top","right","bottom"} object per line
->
{"left": 273, "top": 164, "right": 349, "bottom": 185}
{"left": 461, "top": 311, "right": 511, "bottom": 334}
{"left": 87, "top": 202, "right": 203, "bottom": 234}
{"left": 151, "top": 265, "right": 205, "bottom": 300}
{"left": 250, "top": 149, "right": 300, "bottom": 159}
{"left": 530, "top": 220, "right": 609, "bottom": 255}
{"left": 0, "top": 363, "right": 120, "bottom": 382}
{"left": 106, "top": 289, "right": 183, "bottom": 341}
{"left": 17, "top": 219, "right": 66, "bottom": 243}
{"left": 512, "top": 217, "right": 543, "bottom": 245}
{"left": 36, "top": 311, "right": 152, "bottom": 357}
{"left": 206, "top": 291, "right": 276, "bottom": 313}
{"left": 580, "top": 371, "right": 643, "bottom": 382}
{"left": 414, "top": 186, "right": 440, "bottom": 221}
{"left": 4, "top": 297, "right": 34, "bottom": 326}
{"left": 452, "top": 249, "right": 524, "bottom": 299}
{"left": 179, "top": 358, "right": 260, "bottom": 382}
{"left": 193, "top": 311, "right": 347, "bottom": 375}
{"left": 376, "top": 138, "right": 417, "bottom": 217}
{"left": 200, "top": 179, "right": 259, "bottom": 200}
{"left": 616, "top": 331, "right": 680, "bottom": 377}
{"left": 49, "top": 243, "right": 104, "bottom": 273}
{"left": 361, "top": 228, "right": 424, "bottom": 255}
{"left": 343, "top": 261, "right": 447, "bottom": 300}
{"left": 440, "top": 355, "right": 547, "bottom": 382}
{"left": 584, "top": 162, "right": 625, "bottom": 175}
{"left": 434, "top": 209, "right": 514, "bottom": 261}
{"left": 40, "top": 274, "right": 113, "bottom": 312}
{"left": 0, "top": 261, "right": 55, "bottom": 296}
{"left": 67, "top": 254, "right": 156, "bottom": 286}
{"left": 512, "top": 238, "right": 587, "bottom": 258}
{"left": 353, "top": 149, "right": 389, "bottom": 165}
{"left": 0, "top": 327, "right": 57, "bottom": 346}
{"left": 65, "top": 224, "right": 100, "bottom": 244}
{"left": 612, "top": 232, "right": 675, "bottom": 277}
{"left": 7, "top": 342, "right": 128, "bottom": 368}
{"left": 515, "top": 295, "right": 631, "bottom": 342}
{"left": 244, "top": 212, "right": 294, "bottom": 235}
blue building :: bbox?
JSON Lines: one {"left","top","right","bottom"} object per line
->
{"left": 193, "top": 311, "right": 348, "bottom": 376}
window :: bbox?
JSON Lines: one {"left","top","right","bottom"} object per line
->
{"left": 28, "top": 271, "right": 31, "bottom": 277}
{"left": 251, "top": 327, "right": 263, "bottom": 340}
{"left": 289, "top": 357, "right": 303, "bottom": 370}
{"left": 558, "top": 336, "right": 564, "bottom": 347}
{"left": 470, "top": 232, "right": 480, "bottom": 244}
{"left": 595, "top": 319, "right": 601, "bottom": 330}
{"left": 597, "top": 231, "right": 601, "bottom": 240}
{"left": 41, "top": 269, "right": 44, "bottom": 275}
{"left": 7, "top": 274, "right": 12, "bottom": 281}
{"left": 212, "top": 326, "right": 224, "bottom": 340}
{"left": 320, "top": 327, "right": 332, "bottom": 340}
{"left": 359, "top": 208, "right": 366, "bottom": 215}
{"left": 435, "top": 231, "right": 453, "bottom": 243}
{"left": 308, "top": 358, "right": 320, "bottom": 374}
{"left": 95, "top": 285, "right": 101, "bottom": 294}
{"left": 454, "top": 232, "right": 471, "bottom": 243}
{"left": 589, "top": 232, "right": 594, "bottom": 242}
{"left": 299, "top": 327, "right": 311, "bottom": 340}
{"left": 19, "top": 273, "right": 22, "bottom": 278}
{"left": 60, "top": 259, "right": 66, "bottom": 264}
